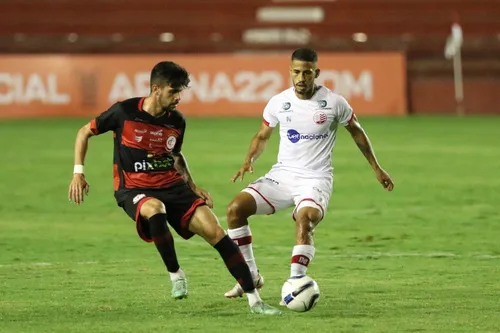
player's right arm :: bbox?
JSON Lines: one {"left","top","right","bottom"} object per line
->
{"left": 231, "top": 99, "right": 278, "bottom": 183}
{"left": 68, "top": 123, "right": 94, "bottom": 204}
{"left": 69, "top": 103, "right": 121, "bottom": 204}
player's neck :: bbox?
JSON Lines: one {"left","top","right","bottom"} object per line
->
{"left": 142, "top": 96, "right": 166, "bottom": 118}
{"left": 294, "top": 85, "right": 318, "bottom": 100}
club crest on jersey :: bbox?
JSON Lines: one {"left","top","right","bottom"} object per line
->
{"left": 166, "top": 135, "right": 177, "bottom": 151}
{"left": 313, "top": 111, "right": 327, "bottom": 125}
{"left": 282, "top": 102, "right": 291, "bottom": 110}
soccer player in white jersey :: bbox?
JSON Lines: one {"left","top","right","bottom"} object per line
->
{"left": 223, "top": 48, "right": 394, "bottom": 299}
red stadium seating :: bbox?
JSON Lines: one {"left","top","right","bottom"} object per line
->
{"left": 0, "top": 0, "right": 498, "bottom": 56}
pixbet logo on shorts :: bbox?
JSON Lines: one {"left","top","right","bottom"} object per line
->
{"left": 287, "top": 129, "right": 328, "bottom": 143}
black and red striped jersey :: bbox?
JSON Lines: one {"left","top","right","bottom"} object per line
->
{"left": 90, "top": 97, "right": 186, "bottom": 199}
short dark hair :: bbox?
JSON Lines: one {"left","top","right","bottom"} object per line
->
{"left": 150, "top": 61, "right": 190, "bottom": 91}
{"left": 291, "top": 48, "right": 318, "bottom": 63}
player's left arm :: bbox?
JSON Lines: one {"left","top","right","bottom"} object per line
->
{"left": 172, "top": 151, "right": 214, "bottom": 208}
{"left": 344, "top": 115, "right": 394, "bottom": 191}
{"left": 172, "top": 151, "right": 196, "bottom": 191}
{"left": 171, "top": 120, "right": 214, "bottom": 207}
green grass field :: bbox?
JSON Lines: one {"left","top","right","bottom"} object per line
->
{"left": 0, "top": 116, "right": 499, "bottom": 333}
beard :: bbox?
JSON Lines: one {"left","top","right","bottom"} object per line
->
{"left": 162, "top": 102, "right": 178, "bottom": 111}
{"left": 295, "top": 83, "right": 312, "bottom": 94}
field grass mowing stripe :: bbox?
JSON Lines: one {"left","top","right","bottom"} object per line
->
{"left": 2, "top": 252, "right": 499, "bottom": 269}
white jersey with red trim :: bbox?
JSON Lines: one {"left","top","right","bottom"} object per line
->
{"left": 262, "top": 86, "right": 353, "bottom": 179}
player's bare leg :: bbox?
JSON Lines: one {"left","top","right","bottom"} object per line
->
{"left": 279, "top": 206, "right": 322, "bottom": 306}
{"left": 292, "top": 206, "right": 321, "bottom": 276}
{"left": 189, "top": 205, "right": 280, "bottom": 315}
{"left": 140, "top": 198, "right": 187, "bottom": 299}
{"left": 224, "top": 192, "right": 265, "bottom": 298}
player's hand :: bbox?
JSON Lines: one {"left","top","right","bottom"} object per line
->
{"left": 375, "top": 167, "right": 394, "bottom": 191}
{"left": 194, "top": 187, "right": 214, "bottom": 209}
{"left": 231, "top": 161, "right": 253, "bottom": 183}
{"left": 68, "top": 174, "right": 90, "bottom": 205}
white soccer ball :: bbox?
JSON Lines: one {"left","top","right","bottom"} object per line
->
{"left": 281, "top": 275, "right": 320, "bottom": 312}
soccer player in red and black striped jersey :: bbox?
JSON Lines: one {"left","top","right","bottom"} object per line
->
{"left": 68, "top": 61, "right": 281, "bottom": 315}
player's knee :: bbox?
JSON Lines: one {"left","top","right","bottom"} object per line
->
{"left": 210, "top": 225, "right": 227, "bottom": 245}
{"left": 189, "top": 206, "right": 226, "bottom": 245}
{"left": 140, "top": 199, "right": 166, "bottom": 219}
{"left": 296, "top": 206, "right": 322, "bottom": 225}
{"left": 226, "top": 202, "right": 239, "bottom": 221}
{"left": 307, "top": 209, "right": 322, "bottom": 224}
{"left": 295, "top": 207, "right": 321, "bottom": 238}
{"left": 198, "top": 222, "right": 227, "bottom": 246}
{"left": 226, "top": 199, "right": 251, "bottom": 226}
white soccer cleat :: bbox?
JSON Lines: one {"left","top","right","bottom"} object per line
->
{"left": 171, "top": 277, "right": 188, "bottom": 299}
{"left": 224, "top": 274, "right": 264, "bottom": 298}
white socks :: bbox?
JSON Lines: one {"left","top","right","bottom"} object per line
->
{"left": 227, "top": 225, "right": 259, "bottom": 279}
{"left": 246, "top": 289, "right": 262, "bottom": 306}
{"left": 290, "top": 245, "right": 315, "bottom": 277}
{"left": 169, "top": 268, "right": 186, "bottom": 281}
{"left": 228, "top": 226, "right": 316, "bottom": 304}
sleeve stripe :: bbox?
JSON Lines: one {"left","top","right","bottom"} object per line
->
{"left": 89, "top": 118, "right": 99, "bottom": 134}
{"left": 138, "top": 97, "right": 145, "bottom": 111}
{"left": 263, "top": 119, "right": 270, "bottom": 127}
{"left": 347, "top": 112, "right": 355, "bottom": 124}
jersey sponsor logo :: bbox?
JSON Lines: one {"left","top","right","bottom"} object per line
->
{"left": 313, "top": 111, "right": 327, "bottom": 125}
{"left": 134, "top": 161, "right": 153, "bottom": 171}
{"left": 317, "top": 99, "right": 332, "bottom": 110}
{"left": 287, "top": 129, "right": 328, "bottom": 143}
{"left": 133, "top": 157, "right": 174, "bottom": 172}
{"left": 279, "top": 101, "right": 293, "bottom": 113}
{"left": 121, "top": 120, "right": 182, "bottom": 156}
{"left": 150, "top": 129, "right": 163, "bottom": 136}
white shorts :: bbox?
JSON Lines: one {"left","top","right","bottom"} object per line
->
{"left": 241, "top": 168, "right": 332, "bottom": 220}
